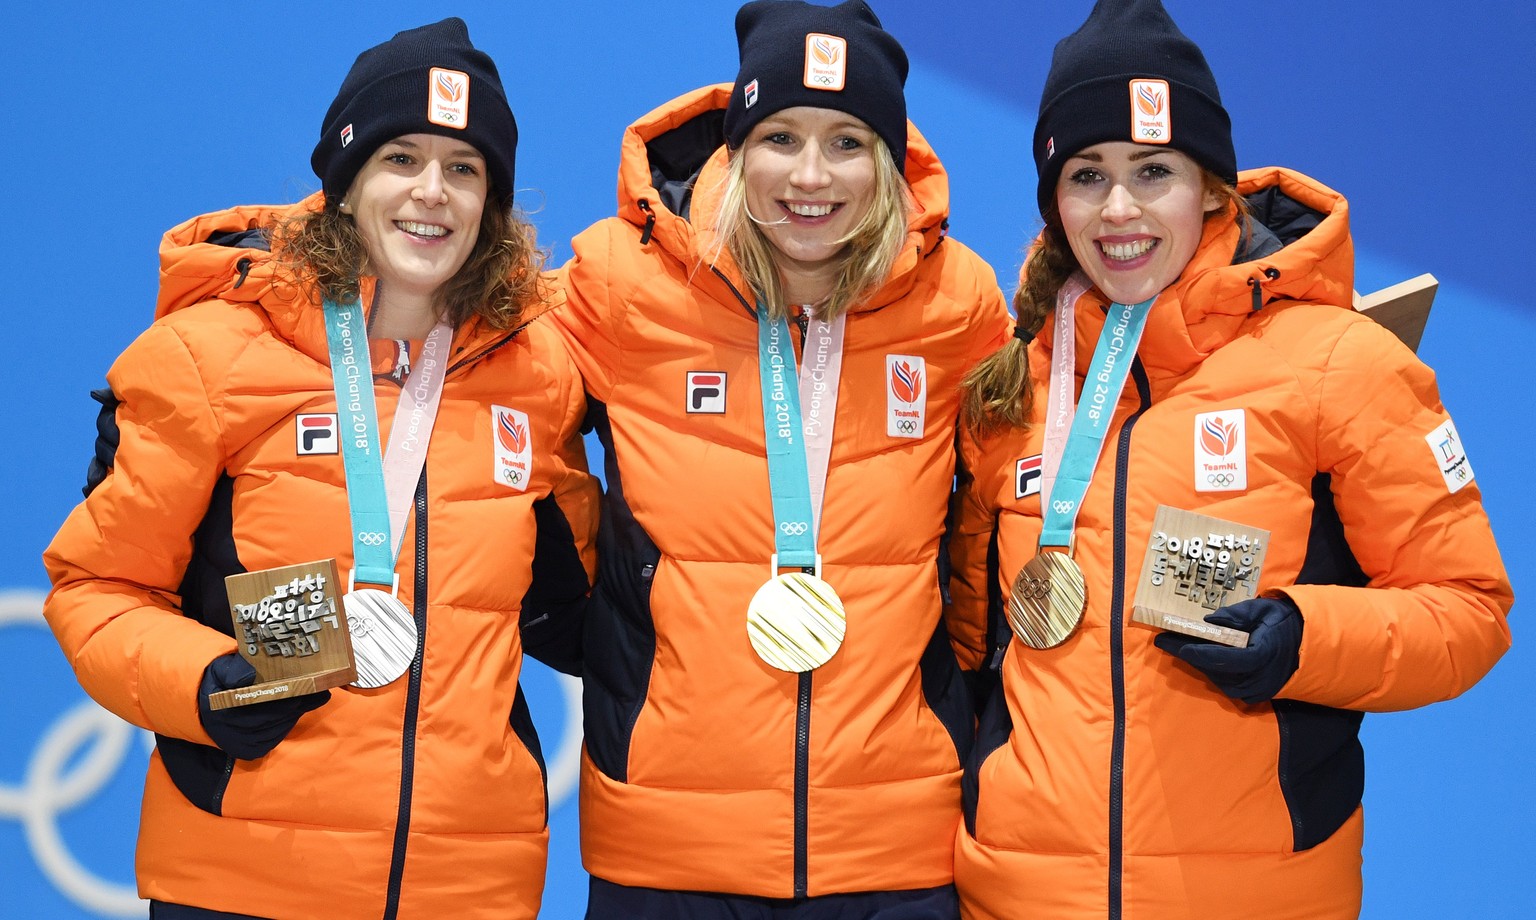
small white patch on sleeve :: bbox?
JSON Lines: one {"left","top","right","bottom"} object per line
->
{"left": 1424, "top": 419, "right": 1475, "bottom": 493}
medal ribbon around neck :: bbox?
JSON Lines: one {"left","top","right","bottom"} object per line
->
{"left": 747, "top": 304, "right": 849, "bottom": 672}
{"left": 321, "top": 299, "right": 450, "bottom": 686}
{"left": 1008, "top": 290, "right": 1155, "bottom": 649}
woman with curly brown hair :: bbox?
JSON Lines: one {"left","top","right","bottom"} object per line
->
{"left": 42, "top": 17, "right": 596, "bottom": 919}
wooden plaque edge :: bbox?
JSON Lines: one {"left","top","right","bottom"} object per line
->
{"left": 206, "top": 664, "right": 356, "bottom": 711}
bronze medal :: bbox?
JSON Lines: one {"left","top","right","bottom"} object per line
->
{"left": 1007, "top": 551, "right": 1088, "bottom": 649}
{"left": 343, "top": 588, "right": 418, "bottom": 688}
{"left": 746, "top": 572, "right": 847, "bottom": 672}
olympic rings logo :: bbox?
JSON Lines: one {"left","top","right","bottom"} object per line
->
{"left": 1141, "top": 128, "right": 1164, "bottom": 139}
{"left": 1205, "top": 472, "right": 1236, "bottom": 487}
{"left": 896, "top": 420, "right": 918, "bottom": 434}
{"left": 779, "top": 522, "right": 809, "bottom": 536}
{"left": 2, "top": 588, "right": 585, "bottom": 917}
{"left": 1051, "top": 499, "right": 1075, "bottom": 515}
{"left": 2, "top": 590, "right": 148, "bottom": 917}
{"left": 357, "top": 531, "right": 388, "bottom": 547}
{"left": 503, "top": 469, "right": 523, "bottom": 485}
{"left": 1016, "top": 575, "right": 1049, "bottom": 600}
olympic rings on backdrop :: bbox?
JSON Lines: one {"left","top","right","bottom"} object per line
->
{"left": 2, "top": 589, "right": 585, "bottom": 915}
{"left": 1, "top": 590, "right": 147, "bottom": 917}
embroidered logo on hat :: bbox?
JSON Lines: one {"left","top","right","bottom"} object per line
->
{"left": 428, "top": 67, "right": 470, "bottom": 129}
{"left": 745, "top": 79, "right": 759, "bottom": 110}
{"left": 804, "top": 34, "right": 847, "bottom": 91}
{"left": 1129, "top": 78, "right": 1171, "bottom": 144}
{"left": 340, "top": 124, "right": 354, "bottom": 148}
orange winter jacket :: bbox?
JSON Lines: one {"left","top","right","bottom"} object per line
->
{"left": 551, "top": 85, "right": 1012, "bottom": 898}
{"left": 948, "top": 168, "right": 1513, "bottom": 920}
{"left": 42, "top": 195, "right": 598, "bottom": 920}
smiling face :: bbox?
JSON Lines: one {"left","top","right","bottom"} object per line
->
{"left": 740, "top": 106, "right": 878, "bottom": 298}
{"left": 1055, "top": 141, "right": 1220, "bottom": 305}
{"left": 343, "top": 133, "right": 488, "bottom": 312}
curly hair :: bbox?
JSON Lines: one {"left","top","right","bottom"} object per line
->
{"left": 270, "top": 189, "right": 547, "bottom": 330}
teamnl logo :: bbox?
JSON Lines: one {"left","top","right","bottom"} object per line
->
{"left": 493, "top": 405, "right": 531, "bottom": 491}
{"left": 1194, "top": 409, "right": 1247, "bottom": 492}
{"left": 1129, "top": 78, "right": 1171, "bottom": 144}
{"left": 886, "top": 354, "right": 926, "bottom": 440}
{"left": 428, "top": 67, "right": 470, "bottom": 129}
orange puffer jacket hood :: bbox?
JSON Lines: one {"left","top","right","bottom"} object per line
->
{"left": 607, "top": 84, "right": 955, "bottom": 313}
{"left": 44, "top": 194, "right": 597, "bottom": 919}
{"left": 552, "top": 85, "right": 1012, "bottom": 898}
{"left": 947, "top": 167, "right": 1512, "bottom": 920}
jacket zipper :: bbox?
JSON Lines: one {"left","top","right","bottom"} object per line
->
{"left": 709, "top": 263, "right": 815, "bottom": 895}
{"left": 382, "top": 471, "right": 430, "bottom": 919}
{"left": 794, "top": 670, "right": 812, "bottom": 897}
{"left": 1108, "top": 360, "right": 1152, "bottom": 920}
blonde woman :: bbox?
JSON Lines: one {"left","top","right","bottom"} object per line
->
{"left": 551, "top": 1, "right": 1010, "bottom": 916}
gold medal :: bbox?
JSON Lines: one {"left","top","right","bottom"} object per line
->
{"left": 746, "top": 572, "right": 847, "bottom": 672}
{"left": 344, "top": 588, "right": 418, "bottom": 688}
{"left": 1007, "top": 551, "right": 1087, "bottom": 649}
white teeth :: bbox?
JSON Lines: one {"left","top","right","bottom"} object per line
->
{"left": 786, "top": 202, "right": 835, "bottom": 217}
{"left": 1100, "top": 238, "right": 1155, "bottom": 261}
{"left": 397, "top": 220, "right": 447, "bottom": 237}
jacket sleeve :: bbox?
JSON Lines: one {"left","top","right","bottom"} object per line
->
{"left": 940, "top": 249, "right": 1013, "bottom": 670}
{"left": 519, "top": 314, "right": 601, "bottom": 675}
{"left": 42, "top": 322, "right": 238, "bottom": 745}
{"left": 944, "top": 426, "right": 999, "bottom": 672}
{"left": 548, "top": 220, "right": 627, "bottom": 405}
{"left": 1276, "top": 319, "right": 1513, "bottom": 710}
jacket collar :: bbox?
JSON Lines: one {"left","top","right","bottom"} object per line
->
{"left": 1065, "top": 166, "right": 1355, "bottom": 379}
{"left": 155, "top": 192, "right": 542, "bottom": 368}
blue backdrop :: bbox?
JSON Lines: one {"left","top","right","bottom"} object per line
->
{"left": 4, "top": 2, "right": 1531, "bottom": 917}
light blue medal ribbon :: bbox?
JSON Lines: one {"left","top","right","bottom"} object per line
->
{"left": 747, "top": 304, "right": 848, "bottom": 672}
{"left": 756, "top": 306, "right": 817, "bottom": 570}
{"left": 1039, "top": 297, "right": 1156, "bottom": 549}
{"left": 322, "top": 298, "right": 398, "bottom": 590}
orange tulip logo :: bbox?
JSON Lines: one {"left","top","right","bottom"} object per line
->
{"left": 435, "top": 71, "right": 465, "bottom": 104}
{"left": 890, "top": 361, "right": 924, "bottom": 404}
{"left": 811, "top": 36, "right": 843, "bottom": 67}
{"left": 497, "top": 412, "right": 527, "bottom": 455}
{"left": 1199, "top": 416, "right": 1237, "bottom": 457}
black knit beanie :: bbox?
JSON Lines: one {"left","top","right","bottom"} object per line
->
{"left": 1033, "top": 0, "right": 1235, "bottom": 214}
{"left": 723, "top": 0, "right": 909, "bottom": 172}
{"left": 312, "top": 17, "right": 517, "bottom": 203}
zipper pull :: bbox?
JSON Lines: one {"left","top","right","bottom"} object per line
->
{"left": 1248, "top": 267, "right": 1280, "bottom": 312}
{"left": 637, "top": 199, "right": 656, "bottom": 245}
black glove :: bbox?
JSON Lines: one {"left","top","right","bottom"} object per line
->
{"left": 1154, "top": 596, "right": 1303, "bottom": 705}
{"left": 197, "top": 653, "right": 331, "bottom": 760}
